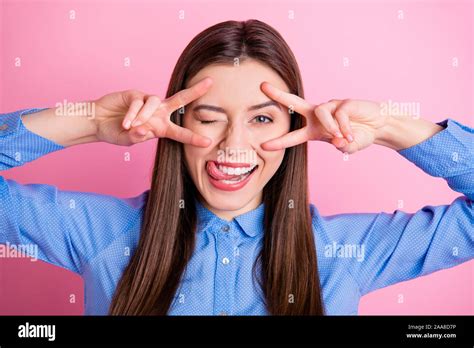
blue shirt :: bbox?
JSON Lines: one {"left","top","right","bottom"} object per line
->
{"left": 0, "top": 108, "right": 473, "bottom": 315}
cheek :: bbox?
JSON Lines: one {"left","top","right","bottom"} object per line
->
{"left": 183, "top": 118, "right": 212, "bottom": 171}
{"left": 183, "top": 145, "right": 207, "bottom": 175}
{"left": 251, "top": 118, "right": 291, "bottom": 144}
{"left": 259, "top": 149, "right": 285, "bottom": 176}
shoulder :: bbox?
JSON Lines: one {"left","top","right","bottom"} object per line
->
{"left": 309, "top": 202, "right": 378, "bottom": 244}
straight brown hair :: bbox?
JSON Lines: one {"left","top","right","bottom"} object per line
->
{"left": 109, "top": 19, "right": 325, "bottom": 315}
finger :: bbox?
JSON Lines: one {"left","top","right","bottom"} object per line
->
{"left": 313, "top": 104, "right": 344, "bottom": 139}
{"left": 331, "top": 136, "right": 348, "bottom": 149}
{"left": 116, "top": 127, "right": 154, "bottom": 145}
{"left": 261, "top": 128, "right": 309, "bottom": 151}
{"left": 129, "top": 128, "right": 156, "bottom": 143}
{"left": 337, "top": 139, "right": 359, "bottom": 154}
{"left": 122, "top": 99, "right": 145, "bottom": 129}
{"left": 164, "top": 123, "right": 212, "bottom": 147}
{"left": 260, "top": 82, "right": 314, "bottom": 117}
{"left": 132, "top": 124, "right": 150, "bottom": 137}
{"left": 131, "top": 95, "right": 162, "bottom": 127}
{"left": 164, "top": 77, "right": 213, "bottom": 113}
{"left": 334, "top": 107, "right": 354, "bottom": 142}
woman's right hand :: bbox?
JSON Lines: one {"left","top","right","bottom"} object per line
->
{"left": 93, "top": 77, "right": 213, "bottom": 147}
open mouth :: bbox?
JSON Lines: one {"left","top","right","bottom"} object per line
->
{"left": 205, "top": 161, "right": 259, "bottom": 191}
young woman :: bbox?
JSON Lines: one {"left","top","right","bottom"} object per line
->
{"left": 0, "top": 20, "right": 472, "bottom": 315}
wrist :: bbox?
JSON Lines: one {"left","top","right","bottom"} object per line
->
{"left": 374, "top": 115, "right": 445, "bottom": 151}
{"left": 374, "top": 115, "right": 404, "bottom": 150}
{"left": 22, "top": 103, "right": 99, "bottom": 147}
{"left": 56, "top": 101, "right": 99, "bottom": 145}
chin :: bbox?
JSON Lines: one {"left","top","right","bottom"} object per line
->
{"left": 202, "top": 191, "right": 255, "bottom": 212}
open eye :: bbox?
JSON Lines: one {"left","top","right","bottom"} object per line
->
{"left": 200, "top": 120, "right": 217, "bottom": 124}
{"left": 252, "top": 115, "right": 273, "bottom": 123}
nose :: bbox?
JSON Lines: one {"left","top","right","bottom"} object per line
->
{"left": 218, "top": 121, "right": 252, "bottom": 151}
{"left": 216, "top": 121, "right": 258, "bottom": 164}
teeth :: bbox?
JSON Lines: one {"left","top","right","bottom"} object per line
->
{"left": 216, "top": 163, "right": 257, "bottom": 175}
{"left": 222, "top": 178, "right": 245, "bottom": 184}
{"left": 208, "top": 162, "right": 259, "bottom": 185}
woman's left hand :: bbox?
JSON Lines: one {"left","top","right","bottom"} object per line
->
{"left": 260, "top": 82, "right": 389, "bottom": 154}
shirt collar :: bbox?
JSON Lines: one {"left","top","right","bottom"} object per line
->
{"left": 195, "top": 198, "right": 265, "bottom": 238}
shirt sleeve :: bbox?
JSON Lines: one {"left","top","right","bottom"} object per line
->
{"left": 0, "top": 109, "right": 145, "bottom": 275}
{"left": 314, "top": 118, "right": 473, "bottom": 296}
{"left": 0, "top": 108, "right": 64, "bottom": 170}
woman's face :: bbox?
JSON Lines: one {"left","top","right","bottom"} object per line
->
{"left": 183, "top": 59, "right": 291, "bottom": 220}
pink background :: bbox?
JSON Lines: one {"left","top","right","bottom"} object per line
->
{"left": 0, "top": 0, "right": 472, "bottom": 314}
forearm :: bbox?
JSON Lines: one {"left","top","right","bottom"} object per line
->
{"left": 22, "top": 103, "right": 99, "bottom": 147}
{"left": 374, "top": 115, "right": 444, "bottom": 151}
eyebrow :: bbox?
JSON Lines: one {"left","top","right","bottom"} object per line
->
{"left": 192, "top": 100, "right": 281, "bottom": 113}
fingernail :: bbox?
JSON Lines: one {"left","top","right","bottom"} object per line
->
{"left": 335, "top": 131, "right": 343, "bottom": 138}
{"left": 347, "top": 134, "right": 354, "bottom": 142}
{"left": 124, "top": 120, "right": 131, "bottom": 129}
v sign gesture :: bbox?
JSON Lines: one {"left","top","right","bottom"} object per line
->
{"left": 93, "top": 77, "right": 214, "bottom": 147}
{"left": 260, "top": 82, "right": 390, "bottom": 154}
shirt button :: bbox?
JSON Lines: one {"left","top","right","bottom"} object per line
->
{"left": 221, "top": 225, "right": 230, "bottom": 232}
{"left": 218, "top": 311, "right": 228, "bottom": 316}
{"left": 222, "top": 257, "right": 230, "bottom": 265}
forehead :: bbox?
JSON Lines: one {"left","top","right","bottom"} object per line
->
{"left": 186, "top": 59, "right": 290, "bottom": 108}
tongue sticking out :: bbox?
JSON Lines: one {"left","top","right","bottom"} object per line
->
{"left": 206, "top": 161, "right": 256, "bottom": 181}
{"left": 206, "top": 161, "right": 241, "bottom": 180}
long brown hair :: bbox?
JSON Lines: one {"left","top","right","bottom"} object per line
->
{"left": 109, "top": 19, "right": 325, "bottom": 315}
